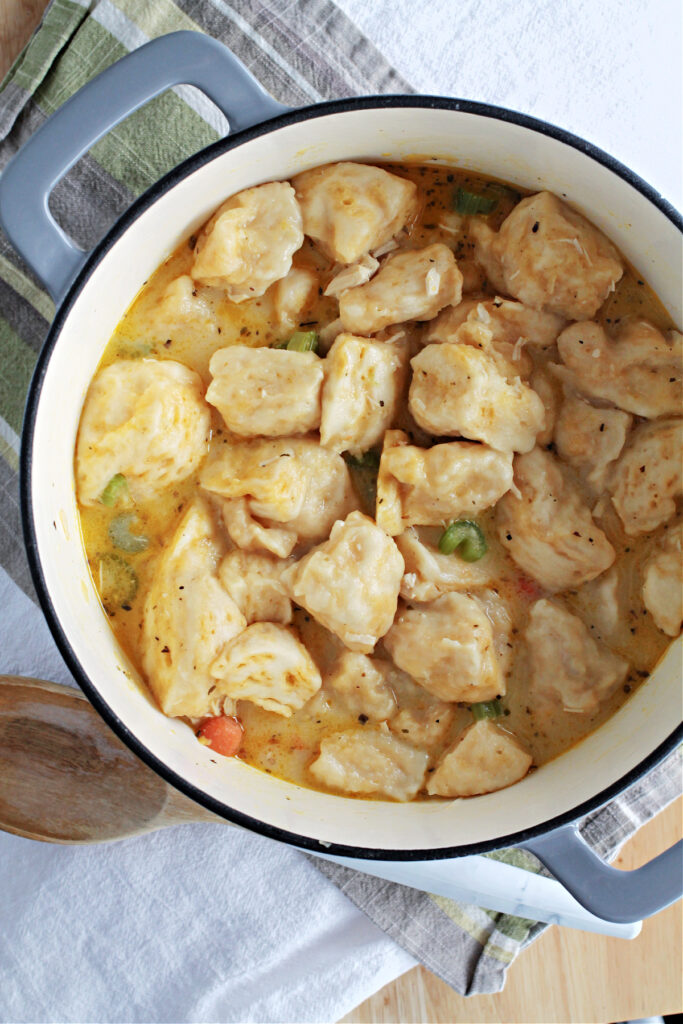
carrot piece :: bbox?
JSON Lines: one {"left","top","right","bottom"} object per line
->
{"left": 197, "top": 715, "right": 243, "bottom": 757}
{"left": 516, "top": 574, "right": 542, "bottom": 600}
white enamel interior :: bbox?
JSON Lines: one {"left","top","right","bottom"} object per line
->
{"left": 30, "top": 105, "right": 683, "bottom": 853}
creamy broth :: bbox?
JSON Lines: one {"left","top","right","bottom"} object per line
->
{"left": 76, "top": 162, "right": 680, "bottom": 800}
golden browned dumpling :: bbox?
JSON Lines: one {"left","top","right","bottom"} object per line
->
{"left": 376, "top": 429, "right": 513, "bottom": 535}
{"left": 409, "top": 343, "right": 545, "bottom": 453}
{"left": 525, "top": 599, "right": 629, "bottom": 713}
{"left": 319, "top": 333, "right": 408, "bottom": 456}
{"left": 210, "top": 622, "right": 322, "bottom": 717}
{"left": 325, "top": 652, "right": 397, "bottom": 721}
{"left": 309, "top": 723, "right": 429, "bottom": 800}
{"left": 427, "top": 721, "right": 532, "bottom": 797}
{"left": 384, "top": 592, "right": 504, "bottom": 703}
{"left": 554, "top": 391, "right": 633, "bottom": 491}
{"left": 293, "top": 161, "right": 418, "bottom": 263}
{"left": 191, "top": 181, "right": 303, "bottom": 300}
{"left": 206, "top": 346, "right": 324, "bottom": 438}
{"left": 389, "top": 703, "right": 456, "bottom": 753}
{"left": 609, "top": 418, "right": 683, "bottom": 536}
{"left": 282, "top": 511, "right": 404, "bottom": 652}
{"left": 641, "top": 521, "right": 683, "bottom": 637}
{"left": 76, "top": 359, "right": 210, "bottom": 506}
{"left": 529, "top": 366, "right": 562, "bottom": 447}
{"left": 218, "top": 550, "right": 293, "bottom": 625}
{"left": 426, "top": 296, "right": 565, "bottom": 373}
{"left": 497, "top": 447, "right": 615, "bottom": 590}
{"left": 426, "top": 310, "right": 534, "bottom": 378}
{"left": 471, "top": 192, "right": 623, "bottom": 320}
{"left": 149, "top": 275, "right": 216, "bottom": 333}
{"left": 200, "top": 437, "right": 358, "bottom": 556}
{"left": 141, "top": 501, "right": 246, "bottom": 718}
{"left": 272, "top": 266, "right": 318, "bottom": 332}
{"left": 554, "top": 320, "right": 683, "bottom": 418}
{"left": 339, "top": 244, "right": 462, "bottom": 334}
{"left": 395, "top": 527, "right": 498, "bottom": 603}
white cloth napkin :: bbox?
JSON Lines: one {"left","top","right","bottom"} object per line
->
{"left": 336, "top": 0, "right": 682, "bottom": 210}
{"left": 0, "top": 566, "right": 416, "bottom": 1024}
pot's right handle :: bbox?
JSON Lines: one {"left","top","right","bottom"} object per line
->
{"left": 524, "top": 824, "right": 682, "bottom": 924}
{"left": 0, "top": 31, "right": 289, "bottom": 305}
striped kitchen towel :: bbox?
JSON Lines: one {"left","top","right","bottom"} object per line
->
{"left": 0, "top": 0, "right": 680, "bottom": 998}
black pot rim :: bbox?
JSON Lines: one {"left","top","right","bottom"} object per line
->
{"left": 20, "top": 94, "right": 683, "bottom": 861}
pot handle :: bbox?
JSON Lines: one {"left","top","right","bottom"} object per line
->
{"left": 0, "top": 31, "right": 289, "bottom": 304}
{"left": 523, "top": 824, "right": 682, "bottom": 923}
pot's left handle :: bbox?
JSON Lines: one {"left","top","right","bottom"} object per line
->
{"left": 0, "top": 31, "right": 289, "bottom": 305}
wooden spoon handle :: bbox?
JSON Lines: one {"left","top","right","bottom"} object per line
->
{"left": 0, "top": 675, "right": 221, "bottom": 844}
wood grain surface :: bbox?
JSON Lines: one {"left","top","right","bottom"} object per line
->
{"left": 0, "top": 0, "right": 44, "bottom": 79}
{"left": 0, "top": 3, "right": 681, "bottom": 1021}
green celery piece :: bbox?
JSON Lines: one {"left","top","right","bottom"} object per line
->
{"left": 100, "top": 474, "right": 129, "bottom": 508}
{"left": 438, "top": 519, "right": 488, "bottom": 561}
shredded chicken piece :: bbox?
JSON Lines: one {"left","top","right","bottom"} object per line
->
{"left": 210, "top": 622, "right": 321, "bottom": 717}
{"left": 470, "top": 192, "right": 623, "bottom": 319}
{"left": 324, "top": 254, "right": 379, "bottom": 297}
{"left": 642, "top": 521, "right": 683, "bottom": 637}
{"left": 554, "top": 391, "right": 633, "bottom": 491}
{"left": 554, "top": 320, "right": 683, "bottom": 418}
{"left": 141, "top": 501, "right": 246, "bottom": 718}
{"left": 76, "top": 359, "right": 210, "bottom": 506}
{"left": 496, "top": 447, "right": 615, "bottom": 590}
{"left": 409, "top": 342, "right": 545, "bottom": 453}
{"left": 191, "top": 182, "right": 303, "bottom": 300}
{"left": 282, "top": 511, "right": 404, "bottom": 652}
{"left": 376, "top": 429, "right": 513, "bottom": 535}
{"left": 525, "top": 599, "right": 629, "bottom": 713}
{"left": 371, "top": 238, "right": 400, "bottom": 258}
{"left": 427, "top": 720, "right": 532, "bottom": 797}
{"left": 309, "top": 723, "right": 429, "bottom": 801}
{"left": 319, "top": 333, "right": 409, "bottom": 456}
{"left": 609, "top": 418, "right": 683, "bottom": 535}
{"left": 340, "top": 244, "right": 463, "bottom": 334}
{"left": 206, "top": 346, "right": 324, "bottom": 438}
{"left": 293, "top": 162, "right": 418, "bottom": 264}
{"left": 384, "top": 592, "right": 505, "bottom": 703}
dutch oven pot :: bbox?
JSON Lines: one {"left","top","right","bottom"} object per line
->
{"left": 1, "top": 32, "right": 681, "bottom": 925}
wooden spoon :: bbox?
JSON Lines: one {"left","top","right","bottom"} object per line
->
{"left": 0, "top": 675, "right": 222, "bottom": 843}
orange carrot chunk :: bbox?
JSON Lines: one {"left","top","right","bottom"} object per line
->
{"left": 197, "top": 715, "right": 243, "bottom": 757}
